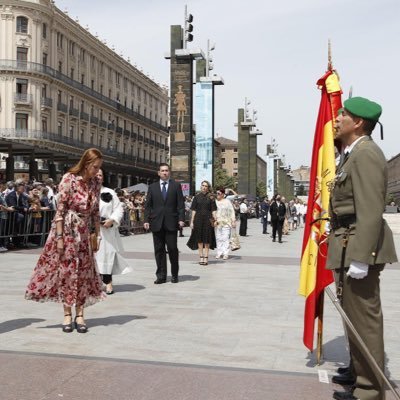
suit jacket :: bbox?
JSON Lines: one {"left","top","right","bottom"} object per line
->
{"left": 5, "top": 191, "right": 29, "bottom": 212}
{"left": 260, "top": 202, "right": 270, "bottom": 217}
{"left": 326, "top": 136, "right": 397, "bottom": 270}
{"left": 269, "top": 201, "right": 286, "bottom": 222}
{"left": 144, "top": 179, "right": 185, "bottom": 232}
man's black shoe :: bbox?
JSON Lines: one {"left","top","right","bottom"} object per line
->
{"left": 332, "top": 371, "right": 356, "bottom": 386}
{"left": 272, "top": 238, "right": 276, "bottom": 242}
{"left": 154, "top": 278, "right": 166, "bottom": 284}
{"left": 171, "top": 276, "right": 179, "bottom": 283}
{"left": 337, "top": 366, "right": 350, "bottom": 374}
{"left": 179, "top": 234, "right": 184, "bottom": 237}
{"left": 333, "top": 390, "right": 358, "bottom": 400}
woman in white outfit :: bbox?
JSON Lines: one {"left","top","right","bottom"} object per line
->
{"left": 215, "top": 188, "right": 236, "bottom": 260}
{"left": 96, "top": 170, "right": 132, "bottom": 294}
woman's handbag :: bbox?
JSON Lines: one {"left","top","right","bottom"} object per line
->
{"left": 230, "top": 231, "right": 241, "bottom": 251}
{"left": 90, "top": 232, "right": 99, "bottom": 252}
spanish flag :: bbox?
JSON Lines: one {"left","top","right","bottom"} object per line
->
{"left": 299, "top": 69, "right": 342, "bottom": 351}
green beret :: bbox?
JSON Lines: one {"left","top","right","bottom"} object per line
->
{"left": 343, "top": 96, "right": 382, "bottom": 122}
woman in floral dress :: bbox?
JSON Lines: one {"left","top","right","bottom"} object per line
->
{"left": 25, "top": 148, "right": 105, "bottom": 333}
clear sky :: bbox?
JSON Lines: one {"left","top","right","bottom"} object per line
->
{"left": 54, "top": 0, "right": 400, "bottom": 169}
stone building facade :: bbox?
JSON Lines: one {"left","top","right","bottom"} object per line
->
{"left": 388, "top": 153, "right": 400, "bottom": 204}
{"left": 0, "top": 0, "right": 169, "bottom": 187}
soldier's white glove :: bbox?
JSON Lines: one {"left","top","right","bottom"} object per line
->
{"left": 324, "top": 221, "right": 330, "bottom": 235}
{"left": 347, "top": 261, "right": 369, "bottom": 279}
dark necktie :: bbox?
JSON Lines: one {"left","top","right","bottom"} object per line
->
{"left": 162, "top": 182, "right": 167, "bottom": 201}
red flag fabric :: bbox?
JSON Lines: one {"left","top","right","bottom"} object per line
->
{"left": 298, "top": 70, "right": 342, "bottom": 351}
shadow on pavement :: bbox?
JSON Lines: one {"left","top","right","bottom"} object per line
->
{"left": 0, "top": 318, "right": 45, "bottom": 334}
{"left": 305, "top": 335, "right": 348, "bottom": 367}
{"left": 39, "top": 315, "right": 147, "bottom": 329}
{"left": 176, "top": 275, "right": 200, "bottom": 282}
{"left": 112, "top": 284, "right": 145, "bottom": 293}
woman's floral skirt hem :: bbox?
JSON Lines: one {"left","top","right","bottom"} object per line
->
{"left": 25, "top": 292, "right": 107, "bottom": 308}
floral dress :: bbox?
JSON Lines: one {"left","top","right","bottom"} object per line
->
{"left": 25, "top": 173, "right": 106, "bottom": 307}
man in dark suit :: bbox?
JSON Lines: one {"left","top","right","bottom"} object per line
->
{"left": 144, "top": 163, "right": 185, "bottom": 284}
{"left": 260, "top": 197, "right": 270, "bottom": 234}
{"left": 269, "top": 194, "right": 286, "bottom": 243}
{"left": 5, "top": 181, "right": 29, "bottom": 246}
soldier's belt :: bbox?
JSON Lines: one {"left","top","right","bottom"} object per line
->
{"left": 331, "top": 214, "right": 356, "bottom": 230}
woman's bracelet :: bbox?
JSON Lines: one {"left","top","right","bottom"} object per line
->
{"left": 55, "top": 233, "right": 63, "bottom": 239}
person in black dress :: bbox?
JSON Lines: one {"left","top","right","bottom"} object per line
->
{"left": 187, "top": 181, "right": 217, "bottom": 265}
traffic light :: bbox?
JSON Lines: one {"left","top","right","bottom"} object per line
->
{"left": 185, "top": 13, "right": 193, "bottom": 43}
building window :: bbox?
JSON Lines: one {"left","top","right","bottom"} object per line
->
{"left": 81, "top": 74, "right": 85, "bottom": 84}
{"left": 222, "top": 158, "right": 226, "bottom": 164}
{"left": 80, "top": 129, "right": 84, "bottom": 143}
{"left": 221, "top": 148, "right": 225, "bottom": 153}
{"left": 234, "top": 148, "right": 238, "bottom": 152}
{"left": 41, "top": 84, "right": 47, "bottom": 98}
{"left": 57, "top": 121, "right": 63, "bottom": 135}
{"left": 42, "top": 118, "right": 47, "bottom": 133}
{"left": 81, "top": 49, "right": 85, "bottom": 62}
{"left": 69, "top": 41, "right": 75, "bottom": 56}
{"left": 42, "top": 53, "right": 48, "bottom": 65}
{"left": 91, "top": 79, "right": 94, "bottom": 90}
{"left": 69, "top": 125, "right": 74, "bottom": 139}
{"left": 16, "top": 16, "right": 28, "bottom": 33}
{"left": 56, "top": 32, "right": 63, "bottom": 48}
{"left": 69, "top": 96, "right": 74, "bottom": 109}
{"left": 16, "top": 113, "right": 28, "bottom": 130}
{"left": 42, "top": 23, "right": 47, "bottom": 39}
{"left": 70, "top": 68, "right": 74, "bottom": 80}
{"left": 17, "top": 47, "right": 28, "bottom": 63}
{"left": 234, "top": 158, "right": 238, "bottom": 164}
{"left": 80, "top": 100, "right": 85, "bottom": 112}
{"left": 16, "top": 78, "right": 28, "bottom": 94}
{"left": 58, "top": 61, "right": 62, "bottom": 73}
{"left": 57, "top": 90, "right": 62, "bottom": 103}
{"left": 100, "top": 85, "right": 103, "bottom": 95}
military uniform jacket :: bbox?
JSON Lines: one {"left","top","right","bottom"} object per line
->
{"left": 326, "top": 136, "right": 397, "bottom": 270}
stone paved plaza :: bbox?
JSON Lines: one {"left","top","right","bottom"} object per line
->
{"left": 0, "top": 216, "right": 399, "bottom": 399}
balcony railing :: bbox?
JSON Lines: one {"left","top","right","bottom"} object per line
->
{"left": 116, "top": 126, "right": 123, "bottom": 134}
{"left": 69, "top": 107, "right": 79, "bottom": 117}
{"left": 14, "top": 93, "right": 33, "bottom": 105}
{"left": 41, "top": 97, "right": 53, "bottom": 108}
{"left": 57, "top": 102, "right": 68, "bottom": 113}
{"left": 99, "top": 119, "right": 107, "bottom": 128}
{"left": 138, "top": 135, "right": 144, "bottom": 142}
{"left": 0, "top": 128, "right": 160, "bottom": 170}
{"left": 107, "top": 124, "right": 115, "bottom": 131}
{"left": 0, "top": 59, "right": 168, "bottom": 133}
{"left": 80, "top": 111, "right": 89, "bottom": 121}
{"left": 90, "top": 116, "right": 99, "bottom": 125}
{"left": 124, "top": 129, "right": 130, "bottom": 137}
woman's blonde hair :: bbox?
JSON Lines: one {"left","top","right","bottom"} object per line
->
{"left": 69, "top": 148, "right": 103, "bottom": 175}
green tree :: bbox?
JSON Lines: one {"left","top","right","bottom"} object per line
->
{"left": 256, "top": 181, "right": 267, "bottom": 198}
{"left": 214, "top": 160, "right": 236, "bottom": 191}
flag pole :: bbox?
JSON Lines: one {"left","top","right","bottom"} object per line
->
{"left": 315, "top": 39, "right": 334, "bottom": 365}
{"left": 316, "top": 292, "right": 325, "bottom": 364}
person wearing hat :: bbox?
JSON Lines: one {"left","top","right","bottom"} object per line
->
{"left": 326, "top": 97, "right": 397, "bottom": 400}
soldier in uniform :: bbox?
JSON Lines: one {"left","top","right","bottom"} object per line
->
{"left": 326, "top": 97, "right": 397, "bottom": 400}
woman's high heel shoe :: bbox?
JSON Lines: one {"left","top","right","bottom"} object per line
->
{"left": 203, "top": 257, "right": 208, "bottom": 266}
{"left": 199, "top": 256, "right": 204, "bottom": 265}
{"left": 62, "top": 313, "right": 73, "bottom": 333}
{"left": 74, "top": 315, "right": 88, "bottom": 334}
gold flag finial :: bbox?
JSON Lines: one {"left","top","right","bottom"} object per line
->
{"left": 328, "top": 39, "right": 333, "bottom": 71}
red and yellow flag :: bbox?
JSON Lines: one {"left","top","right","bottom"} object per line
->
{"left": 299, "top": 70, "right": 342, "bottom": 351}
